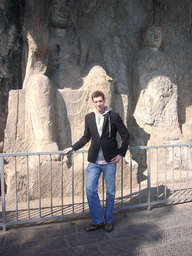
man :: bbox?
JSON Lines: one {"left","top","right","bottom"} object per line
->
{"left": 64, "top": 90, "right": 129, "bottom": 232}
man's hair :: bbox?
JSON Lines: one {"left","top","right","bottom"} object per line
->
{"left": 91, "top": 91, "right": 105, "bottom": 101}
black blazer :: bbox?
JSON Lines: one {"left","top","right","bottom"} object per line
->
{"left": 72, "top": 111, "right": 130, "bottom": 163}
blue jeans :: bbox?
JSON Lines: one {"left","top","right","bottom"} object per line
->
{"left": 86, "top": 162, "right": 116, "bottom": 224}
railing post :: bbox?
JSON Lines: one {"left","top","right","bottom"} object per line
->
{"left": 121, "top": 158, "right": 123, "bottom": 207}
{"left": 82, "top": 152, "right": 85, "bottom": 212}
{"left": 147, "top": 148, "right": 151, "bottom": 211}
{"left": 0, "top": 155, "right": 6, "bottom": 231}
{"left": 72, "top": 153, "right": 75, "bottom": 213}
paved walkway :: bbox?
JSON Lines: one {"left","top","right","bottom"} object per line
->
{"left": 1, "top": 202, "right": 192, "bottom": 255}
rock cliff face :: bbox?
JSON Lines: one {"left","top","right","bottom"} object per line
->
{"left": 1, "top": 0, "right": 192, "bottom": 152}
{"left": 0, "top": 0, "right": 24, "bottom": 147}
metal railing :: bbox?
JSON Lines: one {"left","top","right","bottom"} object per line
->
{"left": 0, "top": 143, "right": 192, "bottom": 231}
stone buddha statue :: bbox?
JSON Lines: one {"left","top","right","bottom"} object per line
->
{"left": 23, "top": 0, "right": 81, "bottom": 153}
{"left": 133, "top": 25, "right": 179, "bottom": 131}
{"left": 47, "top": 0, "right": 89, "bottom": 90}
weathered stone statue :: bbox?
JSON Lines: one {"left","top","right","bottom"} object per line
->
{"left": 24, "top": 0, "right": 89, "bottom": 153}
{"left": 48, "top": 0, "right": 89, "bottom": 89}
{"left": 23, "top": 26, "right": 58, "bottom": 153}
{"left": 132, "top": 25, "right": 181, "bottom": 145}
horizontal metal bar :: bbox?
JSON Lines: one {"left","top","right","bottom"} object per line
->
{"left": 1, "top": 143, "right": 192, "bottom": 157}
{"left": 115, "top": 202, "right": 149, "bottom": 211}
{"left": 1, "top": 212, "right": 90, "bottom": 228}
{"left": 149, "top": 196, "right": 192, "bottom": 206}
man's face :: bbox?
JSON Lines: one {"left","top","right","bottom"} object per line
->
{"left": 93, "top": 96, "right": 105, "bottom": 114}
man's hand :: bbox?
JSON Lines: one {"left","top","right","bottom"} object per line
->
{"left": 111, "top": 155, "right": 122, "bottom": 164}
{"left": 63, "top": 147, "right": 73, "bottom": 155}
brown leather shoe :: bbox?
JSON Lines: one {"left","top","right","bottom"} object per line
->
{"left": 104, "top": 223, "right": 113, "bottom": 232}
{"left": 85, "top": 221, "right": 106, "bottom": 231}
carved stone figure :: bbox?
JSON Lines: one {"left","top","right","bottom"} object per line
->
{"left": 132, "top": 25, "right": 181, "bottom": 144}
{"left": 48, "top": 0, "right": 88, "bottom": 89}
{"left": 130, "top": 25, "right": 183, "bottom": 171}
{"left": 12, "top": 0, "right": 88, "bottom": 153}
{"left": 23, "top": 28, "right": 58, "bottom": 153}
